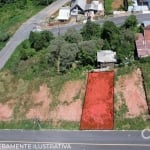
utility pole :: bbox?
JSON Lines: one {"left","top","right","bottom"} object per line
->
{"left": 58, "top": 21, "right": 60, "bottom": 35}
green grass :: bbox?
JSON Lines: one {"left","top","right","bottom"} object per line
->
{"left": 0, "top": 120, "right": 79, "bottom": 130}
{"left": 104, "top": 0, "right": 113, "bottom": 14}
{"left": 0, "top": 1, "right": 44, "bottom": 51}
{"left": 115, "top": 117, "right": 150, "bottom": 130}
{"left": 138, "top": 58, "right": 150, "bottom": 105}
{"left": 0, "top": 120, "right": 40, "bottom": 130}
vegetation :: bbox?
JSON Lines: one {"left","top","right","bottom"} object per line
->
{"left": 123, "top": 0, "right": 128, "bottom": 11}
{"left": 104, "top": 0, "right": 113, "bottom": 14}
{"left": 0, "top": 0, "right": 56, "bottom": 51}
{"left": 1, "top": 15, "right": 150, "bottom": 129}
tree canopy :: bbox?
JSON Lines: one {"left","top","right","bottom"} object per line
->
{"left": 81, "top": 20, "right": 101, "bottom": 40}
{"left": 29, "top": 30, "right": 54, "bottom": 51}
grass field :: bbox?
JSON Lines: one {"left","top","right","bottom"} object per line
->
{"left": 0, "top": 1, "right": 44, "bottom": 51}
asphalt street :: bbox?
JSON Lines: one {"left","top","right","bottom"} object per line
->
{"left": 50, "top": 13, "right": 150, "bottom": 35}
{"left": 0, "top": 1, "right": 150, "bottom": 70}
{"left": 0, "top": 0, "right": 70, "bottom": 69}
{"left": 1, "top": 0, "right": 150, "bottom": 70}
{"left": 0, "top": 130, "right": 150, "bottom": 150}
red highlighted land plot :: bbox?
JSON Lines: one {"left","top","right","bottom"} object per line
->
{"left": 80, "top": 71, "right": 114, "bottom": 130}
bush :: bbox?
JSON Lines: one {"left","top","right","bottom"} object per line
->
{"left": 29, "top": 30, "right": 54, "bottom": 51}
{"left": 20, "top": 48, "right": 36, "bottom": 60}
{"left": 0, "top": 33, "right": 10, "bottom": 42}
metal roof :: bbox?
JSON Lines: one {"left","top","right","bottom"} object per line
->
{"left": 97, "top": 50, "right": 117, "bottom": 63}
{"left": 136, "top": 33, "right": 150, "bottom": 57}
{"left": 85, "top": 2, "right": 104, "bottom": 11}
{"left": 71, "top": 0, "right": 86, "bottom": 11}
{"left": 57, "top": 7, "right": 70, "bottom": 20}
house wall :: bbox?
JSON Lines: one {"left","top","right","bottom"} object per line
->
{"left": 99, "top": 62, "right": 115, "bottom": 68}
{"left": 144, "top": 29, "right": 150, "bottom": 40}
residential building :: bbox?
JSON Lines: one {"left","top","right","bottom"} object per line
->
{"left": 71, "top": 0, "right": 104, "bottom": 16}
{"left": 97, "top": 50, "right": 117, "bottom": 68}
{"left": 71, "top": 0, "right": 86, "bottom": 15}
{"left": 136, "top": 25, "right": 150, "bottom": 58}
{"left": 57, "top": 7, "right": 71, "bottom": 21}
{"left": 128, "top": 0, "right": 150, "bottom": 12}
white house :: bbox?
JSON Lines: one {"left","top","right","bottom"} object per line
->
{"left": 57, "top": 7, "right": 71, "bottom": 21}
{"left": 71, "top": 0, "right": 104, "bottom": 16}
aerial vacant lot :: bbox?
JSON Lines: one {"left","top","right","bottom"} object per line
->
{"left": 80, "top": 72, "right": 114, "bottom": 130}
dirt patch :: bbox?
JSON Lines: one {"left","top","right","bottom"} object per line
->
{"left": 26, "top": 84, "right": 52, "bottom": 121}
{"left": 51, "top": 100, "right": 82, "bottom": 122}
{"left": 80, "top": 72, "right": 114, "bottom": 130}
{"left": 58, "top": 80, "right": 84, "bottom": 103}
{"left": 26, "top": 81, "right": 85, "bottom": 122}
{"left": 112, "top": 0, "right": 123, "bottom": 10}
{"left": 0, "top": 103, "right": 13, "bottom": 121}
{"left": 51, "top": 80, "right": 85, "bottom": 123}
{"left": 115, "top": 68, "right": 148, "bottom": 117}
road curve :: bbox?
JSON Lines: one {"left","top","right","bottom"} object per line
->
{"left": 0, "top": 8, "right": 150, "bottom": 69}
{"left": 0, "top": 0, "right": 70, "bottom": 70}
{"left": 0, "top": 130, "right": 150, "bottom": 150}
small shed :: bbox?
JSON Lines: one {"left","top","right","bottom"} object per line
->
{"left": 97, "top": 50, "right": 117, "bottom": 68}
{"left": 57, "top": 7, "right": 70, "bottom": 21}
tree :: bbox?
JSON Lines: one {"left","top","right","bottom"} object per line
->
{"left": 78, "top": 40, "right": 102, "bottom": 66}
{"left": 116, "top": 29, "right": 135, "bottom": 64}
{"left": 48, "top": 37, "right": 78, "bottom": 73}
{"left": 60, "top": 43, "right": 79, "bottom": 72}
{"left": 64, "top": 28, "right": 83, "bottom": 43}
{"left": 81, "top": 20, "right": 101, "bottom": 40}
{"left": 123, "top": 0, "right": 128, "bottom": 11}
{"left": 101, "top": 21, "right": 119, "bottom": 51}
{"left": 29, "top": 30, "right": 54, "bottom": 51}
{"left": 123, "top": 15, "right": 138, "bottom": 29}
{"left": 101, "top": 21, "right": 119, "bottom": 42}
{"left": 19, "top": 40, "right": 36, "bottom": 60}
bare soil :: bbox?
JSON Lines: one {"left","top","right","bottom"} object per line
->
{"left": 112, "top": 0, "right": 123, "bottom": 10}
{"left": 26, "top": 80, "right": 85, "bottom": 123}
{"left": 50, "top": 100, "right": 82, "bottom": 122}
{"left": 0, "top": 103, "right": 13, "bottom": 121}
{"left": 26, "top": 84, "right": 52, "bottom": 121}
{"left": 115, "top": 68, "right": 148, "bottom": 117}
{"left": 58, "top": 80, "right": 84, "bottom": 103}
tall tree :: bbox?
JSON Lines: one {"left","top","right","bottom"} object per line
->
{"left": 123, "top": 0, "right": 128, "bottom": 11}
{"left": 81, "top": 20, "right": 101, "bottom": 40}
{"left": 123, "top": 15, "right": 138, "bottom": 29}
{"left": 48, "top": 37, "right": 78, "bottom": 73}
{"left": 64, "top": 28, "right": 83, "bottom": 44}
{"left": 29, "top": 30, "right": 54, "bottom": 51}
{"left": 78, "top": 40, "right": 103, "bottom": 66}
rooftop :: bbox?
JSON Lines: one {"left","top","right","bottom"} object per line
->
{"left": 97, "top": 50, "right": 117, "bottom": 63}
{"left": 57, "top": 7, "right": 70, "bottom": 20}
{"left": 136, "top": 32, "right": 150, "bottom": 58}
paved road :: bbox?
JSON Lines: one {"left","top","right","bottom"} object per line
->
{"left": 0, "top": 130, "right": 150, "bottom": 150}
{"left": 1, "top": 6, "right": 150, "bottom": 70}
{"left": 0, "top": 0, "right": 70, "bottom": 69}
{"left": 50, "top": 13, "right": 150, "bottom": 35}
